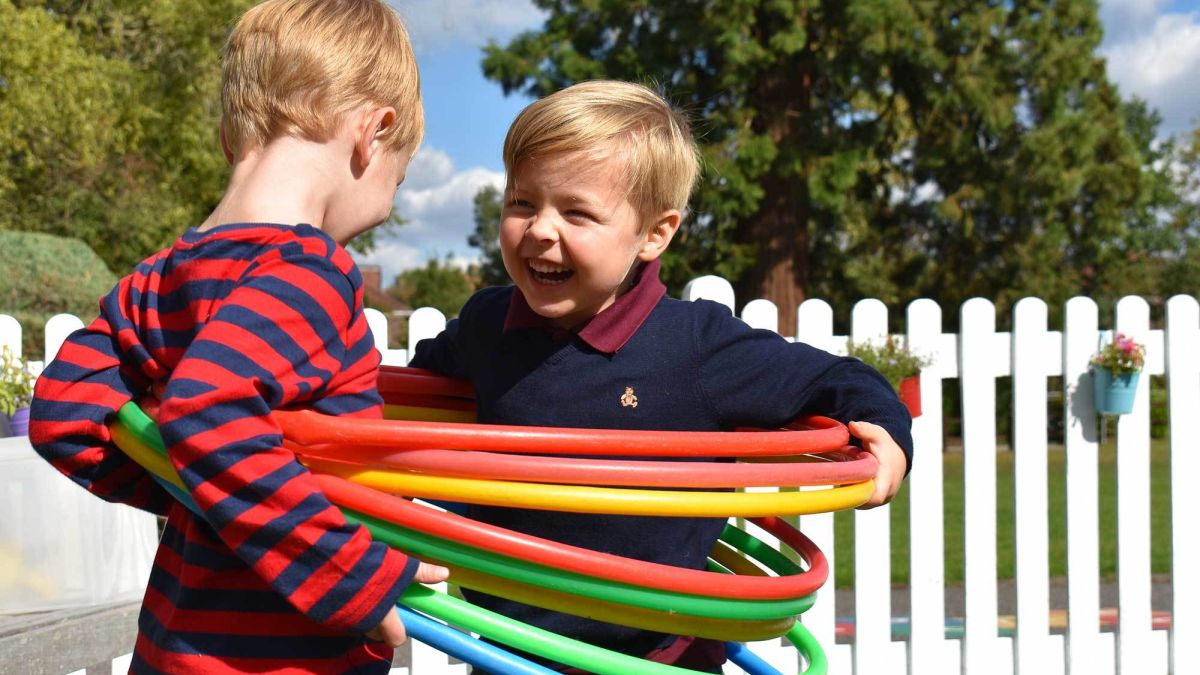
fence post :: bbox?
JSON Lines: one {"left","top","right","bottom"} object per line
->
{"left": 906, "top": 299, "right": 956, "bottom": 674}
{"left": 741, "top": 299, "right": 779, "bottom": 333}
{"left": 849, "top": 299, "right": 900, "bottom": 675}
{"left": 1063, "top": 297, "right": 1107, "bottom": 675}
{"left": 1166, "top": 294, "right": 1200, "bottom": 674}
{"left": 1113, "top": 297, "right": 1153, "bottom": 675}
{"left": 795, "top": 298, "right": 845, "bottom": 673}
{"left": 406, "top": 307, "right": 447, "bottom": 364}
{"left": 0, "top": 315, "right": 20, "bottom": 357}
{"left": 1012, "top": 298, "right": 1055, "bottom": 673}
{"left": 960, "top": 298, "right": 1005, "bottom": 674}
{"left": 680, "top": 275, "right": 735, "bottom": 312}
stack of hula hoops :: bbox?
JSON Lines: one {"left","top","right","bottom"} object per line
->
{"left": 111, "top": 366, "right": 879, "bottom": 675}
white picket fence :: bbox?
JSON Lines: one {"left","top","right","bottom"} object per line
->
{"left": 1, "top": 278, "right": 1197, "bottom": 675}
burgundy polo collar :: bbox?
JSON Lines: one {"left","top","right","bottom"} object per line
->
{"left": 503, "top": 258, "right": 667, "bottom": 354}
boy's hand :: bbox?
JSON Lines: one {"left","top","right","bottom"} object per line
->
{"left": 848, "top": 421, "right": 906, "bottom": 509}
{"left": 366, "top": 561, "right": 450, "bottom": 646}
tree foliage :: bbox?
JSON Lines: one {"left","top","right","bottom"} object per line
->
{"left": 388, "top": 257, "right": 477, "bottom": 318}
{"left": 482, "top": 0, "right": 1185, "bottom": 331}
{"left": 1, "top": 0, "right": 257, "bottom": 272}
{"left": 468, "top": 184, "right": 510, "bottom": 287}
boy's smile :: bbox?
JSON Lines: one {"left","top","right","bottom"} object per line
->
{"left": 501, "top": 149, "right": 673, "bottom": 330}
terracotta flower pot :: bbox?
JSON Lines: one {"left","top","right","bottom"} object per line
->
{"left": 899, "top": 374, "right": 921, "bottom": 418}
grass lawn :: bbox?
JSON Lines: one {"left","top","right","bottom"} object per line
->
{"left": 830, "top": 439, "right": 1173, "bottom": 587}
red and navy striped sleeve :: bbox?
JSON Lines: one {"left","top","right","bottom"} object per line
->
{"left": 154, "top": 248, "right": 416, "bottom": 634}
{"left": 30, "top": 270, "right": 173, "bottom": 516}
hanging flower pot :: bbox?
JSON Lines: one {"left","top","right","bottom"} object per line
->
{"left": 898, "top": 374, "right": 922, "bottom": 418}
{"left": 1093, "top": 369, "right": 1140, "bottom": 416}
{"left": 1089, "top": 333, "right": 1145, "bottom": 417}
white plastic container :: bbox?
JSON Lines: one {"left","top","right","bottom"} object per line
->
{"left": 0, "top": 436, "right": 157, "bottom": 613}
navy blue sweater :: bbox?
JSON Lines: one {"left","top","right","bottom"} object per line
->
{"left": 410, "top": 284, "right": 912, "bottom": 665}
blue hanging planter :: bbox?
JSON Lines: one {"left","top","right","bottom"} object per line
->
{"left": 1093, "top": 369, "right": 1140, "bottom": 416}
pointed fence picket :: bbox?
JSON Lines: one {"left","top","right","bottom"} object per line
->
{"left": 2, "top": 287, "right": 1193, "bottom": 675}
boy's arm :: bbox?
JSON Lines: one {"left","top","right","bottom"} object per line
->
{"left": 408, "top": 315, "right": 464, "bottom": 375}
{"left": 693, "top": 302, "right": 913, "bottom": 473}
{"left": 156, "top": 252, "right": 417, "bottom": 635}
{"left": 29, "top": 299, "right": 173, "bottom": 516}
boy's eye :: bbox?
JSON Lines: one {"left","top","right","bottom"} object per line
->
{"left": 565, "top": 209, "right": 596, "bottom": 222}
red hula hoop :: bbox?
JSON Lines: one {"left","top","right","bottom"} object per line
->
{"left": 294, "top": 446, "right": 877, "bottom": 488}
{"left": 383, "top": 393, "right": 478, "bottom": 412}
{"left": 316, "top": 474, "right": 827, "bottom": 601}
{"left": 276, "top": 411, "right": 849, "bottom": 458}
{"left": 377, "top": 366, "right": 476, "bottom": 400}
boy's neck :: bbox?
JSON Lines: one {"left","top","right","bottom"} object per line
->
{"left": 201, "top": 136, "right": 345, "bottom": 236}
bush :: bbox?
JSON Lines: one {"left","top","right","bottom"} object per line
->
{"left": 0, "top": 230, "right": 116, "bottom": 358}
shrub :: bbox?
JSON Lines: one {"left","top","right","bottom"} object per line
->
{"left": 0, "top": 230, "right": 116, "bottom": 358}
{"left": 846, "top": 336, "right": 931, "bottom": 391}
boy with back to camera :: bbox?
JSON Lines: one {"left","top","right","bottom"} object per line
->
{"left": 409, "top": 80, "right": 914, "bottom": 673}
{"left": 29, "top": 1, "right": 448, "bottom": 672}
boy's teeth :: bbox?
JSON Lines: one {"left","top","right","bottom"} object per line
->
{"left": 528, "top": 261, "right": 573, "bottom": 283}
{"left": 529, "top": 261, "right": 568, "bottom": 273}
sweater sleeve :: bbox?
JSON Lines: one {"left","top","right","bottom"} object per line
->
{"left": 692, "top": 301, "right": 914, "bottom": 472}
{"left": 29, "top": 288, "right": 173, "bottom": 516}
{"left": 154, "top": 251, "right": 416, "bottom": 634}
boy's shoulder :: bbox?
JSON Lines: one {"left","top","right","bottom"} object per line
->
{"left": 457, "top": 284, "right": 515, "bottom": 325}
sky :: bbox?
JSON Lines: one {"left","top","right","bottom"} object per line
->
{"left": 353, "top": 0, "right": 1200, "bottom": 284}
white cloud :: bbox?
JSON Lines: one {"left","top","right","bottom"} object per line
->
{"left": 1101, "top": 5, "right": 1200, "bottom": 135}
{"left": 353, "top": 146, "right": 504, "bottom": 284}
{"left": 390, "top": 0, "right": 545, "bottom": 52}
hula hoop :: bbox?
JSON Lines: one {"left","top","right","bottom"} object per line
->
{"left": 276, "top": 410, "right": 849, "bottom": 458}
{"left": 308, "top": 457, "right": 874, "bottom": 517}
{"left": 440, "top": 564, "right": 795, "bottom": 642}
{"left": 400, "top": 584, "right": 826, "bottom": 675}
{"left": 725, "top": 641, "right": 782, "bottom": 675}
{"left": 317, "top": 475, "right": 827, "bottom": 601}
{"left": 345, "top": 509, "right": 813, "bottom": 620}
{"left": 116, "top": 405, "right": 830, "bottom": 600}
{"left": 110, "top": 402, "right": 831, "bottom": 674}
{"left": 377, "top": 366, "right": 475, "bottom": 399}
{"left": 382, "top": 405, "right": 476, "bottom": 423}
{"left": 294, "top": 445, "right": 878, "bottom": 488}
{"left": 395, "top": 606, "right": 559, "bottom": 675}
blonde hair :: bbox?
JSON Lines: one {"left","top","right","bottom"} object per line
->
{"left": 221, "top": 0, "right": 422, "bottom": 154}
{"left": 503, "top": 80, "right": 700, "bottom": 224}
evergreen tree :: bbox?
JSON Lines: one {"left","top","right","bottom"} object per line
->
{"left": 482, "top": 1, "right": 1173, "bottom": 331}
{"left": 468, "top": 185, "right": 510, "bottom": 287}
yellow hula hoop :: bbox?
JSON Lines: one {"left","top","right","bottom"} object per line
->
{"left": 445, "top": 565, "right": 795, "bottom": 642}
{"left": 304, "top": 457, "right": 874, "bottom": 517}
{"left": 112, "top": 422, "right": 185, "bottom": 490}
{"left": 709, "top": 540, "right": 768, "bottom": 577}
{"left": 383, "top": 404, "right": 477, "bottom": 423}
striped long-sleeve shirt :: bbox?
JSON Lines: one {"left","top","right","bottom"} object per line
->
{"left": 30, "top": 222, "right": 417, "bottom": 674}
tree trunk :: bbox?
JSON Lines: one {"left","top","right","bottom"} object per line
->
{"left": 733, "top": 16, "right": 813, "bottom": 338}
{"left": 734, "top": 174, "right": 809, "bottom": 336}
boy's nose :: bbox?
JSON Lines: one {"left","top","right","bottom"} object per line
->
{"left": 526, "top": 211, "right": 560, "bottom": 243}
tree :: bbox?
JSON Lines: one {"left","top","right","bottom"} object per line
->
{"left": 482, "top": 1, "right": 1173, "bottom": 332}
{"left": 468, "top": 185, "right": 510, "bottom": 287}
{"left": 1, "top": 0, "right": 396, "bottom": 272}
{"left": 388, "top": 257, "right": 476, "bottom": 317}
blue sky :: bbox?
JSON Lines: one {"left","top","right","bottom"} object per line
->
{"left": 354, "top": 0, "right": 1200, "bottom": 283}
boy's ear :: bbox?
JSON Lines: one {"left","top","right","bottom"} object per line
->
{"left": 218, "top": 119, "right": 235, "bottom": 165}
{"left": 354, "top": 106, "right": 398, "bottom": 167}
{"left": 637, "top": 209, "right": 682, "bottom": 262}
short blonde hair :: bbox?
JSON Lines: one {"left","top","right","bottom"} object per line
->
{"left": 503, "top": 80, "right": 700, "bottom": 224}
{"left": 221, "top": 0, "right": 422, "bottom": 154}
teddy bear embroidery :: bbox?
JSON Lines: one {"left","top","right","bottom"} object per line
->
{"left": 620, "top": 386, "right": 638, "bottom": 408}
